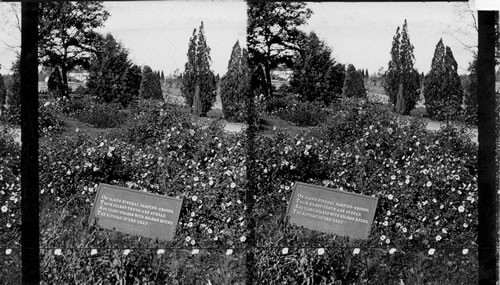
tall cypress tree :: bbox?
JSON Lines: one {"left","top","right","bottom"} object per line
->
{"left": 181, "top": 22, "right": 217, "bottom": 116}
{"left": 385, "top": 20, "right": 420, "bottom": 115}
{"left": 424, "top": 39, "right": 464, "bottom": 120}
{"left": 181, "top": 29, "right": 198, "bottom": 108}
{"left": 221, "top": 40, "right": 249, "bottom": 122}
{"left": 385, "top": 26, "right": 401, "bottom": 106}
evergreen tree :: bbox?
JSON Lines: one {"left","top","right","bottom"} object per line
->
{"left": 181, "top": 29, "right": 198, "bottom": 108}
{"left": 463, "top": 55, "right": 477, "bottom": 124}
{"left": 221, "top": 40, "right": 249, "bottom": 122}
{"left": 87, "top": 33, "right": 141, "bottom": 106}
{"left": 196, "top": 22, "right": 217, "bottom": 115}
{"left": 47, "top": 67, "right": 64, "bottom": 98}
{"left": 424, "top": 39, "right": 464, "bottom": 120}
{"left": 365, "top": 69, "right": 369, "bottom": 78}
{"left": 384, "top": 20, "right": 420, "bottom": 115}
{"left": 181, "top": 22, "right": 217, "bottom": 116}
{"left": 290, "top": 31, "right": 345, "bottom": 105}
{"left": 161, "top": 70, "right": 165, "bottom": 81}
{"left": 140, "top": 65, "right": 163, "bottom": 100}
{"left": 342, "top": 64, "right": 366, "bottom": 98}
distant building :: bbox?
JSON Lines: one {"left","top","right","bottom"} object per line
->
{"left": 271, "top": 68, "right": 293, "bottom": 89}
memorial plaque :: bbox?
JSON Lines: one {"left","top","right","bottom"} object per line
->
{"left": 89, "top": 183, "right": 183, "bottom": 241}
{"left": 287, "top": 182, "right": 378, "bottom": 240}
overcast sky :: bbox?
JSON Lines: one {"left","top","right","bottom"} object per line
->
{"left": 0, "top": 1, "right": 482, "bottom": 76}
{"left": 303, "top": 2, "right": 478, "bottom": 75}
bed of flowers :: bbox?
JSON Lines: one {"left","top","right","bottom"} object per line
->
{"left": 250, "top": 98, "right": 478, "bottom": 284}
{"left": 0, "top": 95, "right": 479, "bottom": 283}
{"left": 2, "top": 99, "right": 250, "bottom": 283}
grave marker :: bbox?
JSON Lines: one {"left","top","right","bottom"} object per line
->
{"left": 89, "top": 183, "right": 183, "bottom": 241}
{"left": 287, "top": 182, "right": 378, "bottom": 239}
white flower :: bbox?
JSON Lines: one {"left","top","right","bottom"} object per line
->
{"left": 192, "top": 195, "right": 198, "bottom": 202}
{"left": 428, "top": 248, "right": 435, "bottom": 255}
{"left": 54, "top": 249, "right": 62, "bottom": 256}
{"left": 282, "top": 247, "right": 289, "bottom": 255}
{"left": 190, "top": 240, "right": 196, "bottom": 245}
{"left": 387, "top": 194, "right": 393, "bottom": 200}
{"left": 123, "top": 249, "right": 131, "bottom": 255}
{"left": 385, "top": 239, "right": 391, "bottom": 244}
{"left": 462, "top": 249, "right": 469, "bottom": 255}
{"left": 207, "top": 228, "right": 213, "bottom": 234}
{"left": 383, "top": 221, "right": 389, "bottom": 226}
{"left": 442, "top": 228, "right": 448, "bottom": 234}
{"left": 317, "top": 248, "right": 325, "bottom": 255}
{"left": 5, "top": 249, "right": 12, "bottom": 255}
{"left": 463, "top": 223, "right": 468, "bottom": 228}
{"left": 435, "top": 235, "right": 442, "bottom": 241}
{"left": 402, "top": 227, "right": 407, "bottom": 233}
{"left": 386, "top": 211, "right": 391, "bottom": 216}
{"left": 391, "top": 175, "right": 396, "bottom": 180}
{"left": 240, "top": 236, "right": 246, "bottom": 242}
{"left": 389, "top": 248, "right": 397, "bottom": 255}
{"left": 44, "top": 102, "right": 50, "bottom": 107}
{"left": 191, "top": 249, "right": 199, "bottom": 255}
{"left": 185, "top": 236, "right": 191, "bottom": 242}
{"left": 458, "top": 206, "right": 465, "bottom": 213}
{"left": 90, "top": 249, "right": 98, "bottom": 256}
{"left": 209, "top": 180, "right": 214, "bottom": 186}
{"left": 230, "top": 182, "right": 236, "bottom": 189}
{"left": 1, "top": 205, "right": 7, "bottom": 213}
{"left": 157, "top": 249, "right": 165, "bottom": 255}
{"left": 426, "top": 181, "right": 432, "bottom": 187}
{"left": 187, "top": 222, "right": 193, "bottom": 227}
{"left": 405, "top": 179, "right": 410, "bottom": 184}
{"left": 353, "top": 248, "right": 360, "bottom": 255}
{"left": 380, "top": 235, "right": 386, "bottom": 241}
{"left": 191, "top": 212, "right": 196, "bottom": 217}
{"left": 226, "top": 249, "right": 233, "bottom": 255}
{"left": 193, "top": 176, "right": 199, "bottom": 182}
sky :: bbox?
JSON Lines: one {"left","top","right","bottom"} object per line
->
{"left": 0, "top": 1, "right": 483, "bottom": 76}
{"left": 303, "top": 2, "right": 478, "bottom": 75}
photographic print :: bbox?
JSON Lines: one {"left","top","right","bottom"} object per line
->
{"left": 0, "top": 0, "right": 498, "bottom": 284}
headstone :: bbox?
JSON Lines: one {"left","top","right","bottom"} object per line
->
{"left": 89, "top": 183, "right": 183, "bottom": 241}
{"left": 287, "top": 182, "right": 378, "bottom": 240}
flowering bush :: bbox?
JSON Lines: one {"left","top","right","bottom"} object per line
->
{"left": 251, "top": 98, "right": 477, "bottom": 283}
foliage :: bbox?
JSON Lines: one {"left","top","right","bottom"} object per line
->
{"left": 343, "top": 64, "right": 366, "bottom": 98}
{"left": 181, "top": 22, "right": 217, "bottom": 116}
{"left": 290, "top": 31, "right": 345, "bottom": 106}
{"left": 139, "top": 66, "right": 163, "bottom": 100}
{"left": 73, "top": 102, "right": 129, "bottom": 129}
{"left": 251, "top": 98, "right": 477, "bottom": 283}
{"left": 1, "top": 58, "right": 21, "bottom": 125}
{"left": 220, "top": 41, "right": 250, "bottom": 123}
{"left": 247, "top": 1, "right": 312, "bottom": 98}
{"left": 39, "top": 1, "right": 109, "bottom": 98}
{"left": 264, "top": 94, "right": 330, "bottom": 127}
{"left": 384, "top": 20, "right": 420, "bottom": 115}
{"left": 463, "top": 55, "right": 478, "bottom": 125}
{"left": 424, "top": 39, "right": 464, "bottom": 121}
{"left": 47, "top": 67, "right": 64, "bottom": 99}
{"left": 87, "top": 33, "right": 141, "bottom": 107}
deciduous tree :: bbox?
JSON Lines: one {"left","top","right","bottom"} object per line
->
{"left": 38, "top": 1, "right": 109, "bottom": 98}
{"left": 247, "top": 1, "right": 312, "bottom": 98}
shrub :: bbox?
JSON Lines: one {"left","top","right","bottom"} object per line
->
{"left": 251, "top": 98, "right": 477, "bottom": 283}
{"left": 342, "top": 64, "right": 366, "bottom": 98}
{"left": 73, "top": 102, "right": 128, "bottom": 128}
{"left": 139, "top": 66, "right": 163, "bottom": 100}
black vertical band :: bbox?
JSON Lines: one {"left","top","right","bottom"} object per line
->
{"left": 20, "top": 2, "right": 39, "bottom": 284}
